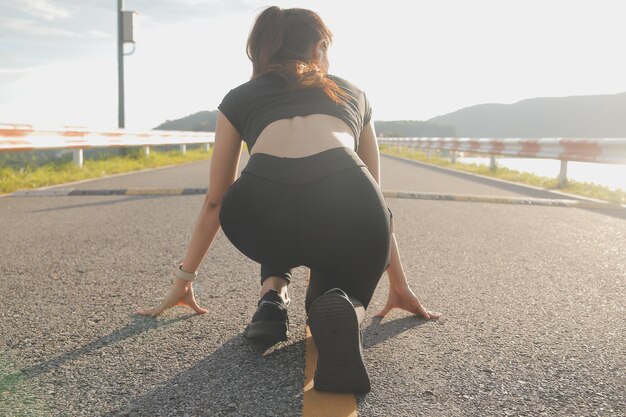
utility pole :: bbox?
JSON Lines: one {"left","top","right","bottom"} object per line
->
{"left": 117, "top": 1, "right": 136, "bottom": 128}
{"left": 117, "top": 0, "right": 125, "bottom": 128}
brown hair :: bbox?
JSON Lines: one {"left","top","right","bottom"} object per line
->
{"left": 246, "top": 6, "right": 347, "bottom": 103}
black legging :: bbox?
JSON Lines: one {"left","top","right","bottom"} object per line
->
{"left": 219, "top": 147, "right": 392, "bottom": 311}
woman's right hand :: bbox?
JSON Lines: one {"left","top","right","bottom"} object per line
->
{"left": 136, "top": 278, "right": 208, "bottom": 318}
{"left": 375, "top": 284, "right": 441, "bottom": 320}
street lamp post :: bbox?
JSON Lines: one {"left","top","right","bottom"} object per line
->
{"left": 117, "top": 0, "right": 136, "bottom": 129}
{"left": 117, "top": 0, "right": 125, "bottom": 129}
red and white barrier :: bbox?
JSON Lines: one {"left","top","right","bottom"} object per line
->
{"left": 378, "top": 137, "right": 626, "bottom": 164}
{"left": 0, "top": 124, "right": 215, "bottom": 152}
{"left": 2, "top": 124, "right": 625, "bottom": 182}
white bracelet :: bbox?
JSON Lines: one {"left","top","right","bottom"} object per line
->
{"left": 174, "top": 263, "right": 197, "bottom": 282}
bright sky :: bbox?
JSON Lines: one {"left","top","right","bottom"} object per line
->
{"left": 1, "top": 0, "right": 625, "bottom": 130}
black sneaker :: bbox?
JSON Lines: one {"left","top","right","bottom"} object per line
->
{"left": 243, "top": 289, "right": 289, "bottom": 344}
{"left": 308, "top": 288, "right": 370, "bottom": 394}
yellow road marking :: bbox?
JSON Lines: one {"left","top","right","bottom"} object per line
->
{"left": 303, "top": 326, "right": 358, "bottom": 417}
{"left": 303, "top": 271, "right": 358, "bottom": 417}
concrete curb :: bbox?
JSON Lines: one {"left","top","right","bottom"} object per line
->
{"left": 7, "top": 187, "right": 625, "bottom": 210}
{"left": 383, "top": 190, "right": 625, "bottom": 210}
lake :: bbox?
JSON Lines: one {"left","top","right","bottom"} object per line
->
{"left": 457, "top": 157, "right": 626, "bottom": 191}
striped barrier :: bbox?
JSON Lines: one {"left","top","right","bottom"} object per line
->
{"left": 0, "top": 124, "right": 215, "bottom": 152}
{"left": 378, "top": 137, "right": 626, "bottom": 164}
{"left": 0, "top": 123, "right": 215, "bottom": 168}
{"left": 3, "top": 125, "right": 624, "bottom": 164}
{"left": 2, "top": 124, "right": 624, "bottom": 185}
{"left": 7, "top": 187, "right": 625, "bottom": 210}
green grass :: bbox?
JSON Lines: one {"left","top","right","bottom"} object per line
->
{"left": 0, "top": 147, "right": 213, "bottom": 194}
{"left": 380, "top": 145, "right": 626, "bottom": 204}
{"left": 3, "top": 145, "right": 624, "bottom": 205}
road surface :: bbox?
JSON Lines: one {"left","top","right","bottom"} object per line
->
{"left": 1, "top": 153, "right": 624, "bottom": 416}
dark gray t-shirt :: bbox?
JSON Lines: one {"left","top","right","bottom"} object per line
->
{"left": 218, "top": 73, "right": 372, "bottom": 152}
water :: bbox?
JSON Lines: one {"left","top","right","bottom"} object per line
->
{"left": 457, "top": 157, "right": 626, "bottom": 191}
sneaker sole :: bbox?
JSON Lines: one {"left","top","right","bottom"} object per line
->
{"left": 244, "top": 320, "right": 288, "bottom": 343}
{"left": 308, "top": 293, "right": 371, "bottom": 394}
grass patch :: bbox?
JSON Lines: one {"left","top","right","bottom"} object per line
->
{"left": 380, "top": 145, "right": 626, "bottom": 204}
{"left": 0, "top": 147, "right": 212, "bottom": 194}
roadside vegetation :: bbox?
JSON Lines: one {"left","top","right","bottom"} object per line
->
{"left": 380, "top": 145, "right": 626, "bottom": 204}
{"left": 0, "top": 147, "right": 212, "bottom": 194}
{"left": 2, "top": 145, "right": 624, "bottom": 205}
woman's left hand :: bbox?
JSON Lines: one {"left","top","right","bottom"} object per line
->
{"left": 375, "top": 284, "right": 441, "bottom": 320}
{"left": 136, "top": 279, "right": 208, "bottom": 317}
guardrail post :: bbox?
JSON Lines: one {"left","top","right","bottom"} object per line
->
{"left": 204, "top": 143, "right": 211, "bottom": 152}
{"left": 450, "top": 150, "right": 456, "bottom": 164}
{"left": 558, "top": 160, "right": 568, "bottom": 188}
{"left": 489, "top": 155, "right": 497, "bottom": 172}
{"left": 142, "top": 145, "right": 150, "bottom": 156}
{"left": 73, "top": 149, "right": 84, "bottom": 168}
{"left": 179, "top": 144, "right": 187, "bottom": 154}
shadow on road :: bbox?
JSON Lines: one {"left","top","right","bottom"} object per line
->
{"left": 362, "top": 316, "right": 428, "bottom": 349}
{"left": 30, "top": 195, "right": 174, "bottom": 213}
{"left": 87, "top": 317, "right": 429, "bottom": 415}
{"left": 100, "top": 334, "right": 306, "bottom": 417}
{"left": 0, "top": 314, "right": 193, "bottom": 389}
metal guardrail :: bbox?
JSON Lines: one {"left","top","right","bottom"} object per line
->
{"left": 0, "top": 124, "right": 215, "bottom": 167}
{"left": 2, "top": 125, "right": 625, "bottom": 187}
{"left": 378, "top": 137, "right": 626, "bottom": 187}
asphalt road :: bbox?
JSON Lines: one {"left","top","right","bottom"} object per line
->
{"left": 1, "top": 153, "right": 624, "bottom": 417}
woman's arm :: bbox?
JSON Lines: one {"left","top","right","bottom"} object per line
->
{"left": 356, "top": 121, "right": 381, "bottom": 184}
{"left": 136, "top": 112, "right": 243, "bottom": 317}
{"left": 357, "top": 122, "right": 440, "bottom": 320}
{"left": 180, "top": 113, "right": 243, "bottom": 273}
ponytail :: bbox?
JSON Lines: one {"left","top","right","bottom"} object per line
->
{"left": 246, "top": 7, "right": 347, "bottom": 104}
{"left": 246, "top": 6, "right": 286, "bottom": 78}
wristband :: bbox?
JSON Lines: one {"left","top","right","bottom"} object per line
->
{"left": 174, "top": 263, "right": 198, "bottom": 282}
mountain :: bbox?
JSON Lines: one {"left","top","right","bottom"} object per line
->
{"left": 154, "top": 91, "right": 626, "bottom": 138}
{"left": 155, "top": 110, "right": 218, "bottom": 131}
{"left": 428, "top": 92, "right": 626, "bottom": 138}
{"left": 153, "top": 111, "right": 455, "bottom": 137}
{"left": 373, "top": 120, "right": 455, "bottom": 137}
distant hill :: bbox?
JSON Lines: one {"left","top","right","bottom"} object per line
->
{"left": 155, "top": 110, "right": 218, "bottom": 132}
{"left": 428, "top": 92, "right": 626, "bottom": 138}
{"left": 154, "top": 111, "right": 454, "bottom": 137}
{"left": 155, "top": 91, "right": 626, "bottom": 138}
{"left": 374, "top": 120, "right": 455, "bottom": 137}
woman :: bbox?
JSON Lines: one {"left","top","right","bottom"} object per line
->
{"left": 138, "top": 6, "right": 440, "bottom": 394}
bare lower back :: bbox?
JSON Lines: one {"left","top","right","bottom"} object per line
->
{"left": 250, "top": 114, "right": 356, "bottom": 158}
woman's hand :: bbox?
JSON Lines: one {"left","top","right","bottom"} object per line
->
{"left": 375, "top": 285, "right": 441, "bottom": 320}
{"left": 136, "top": 279, "right": 208, "bottom": 318}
